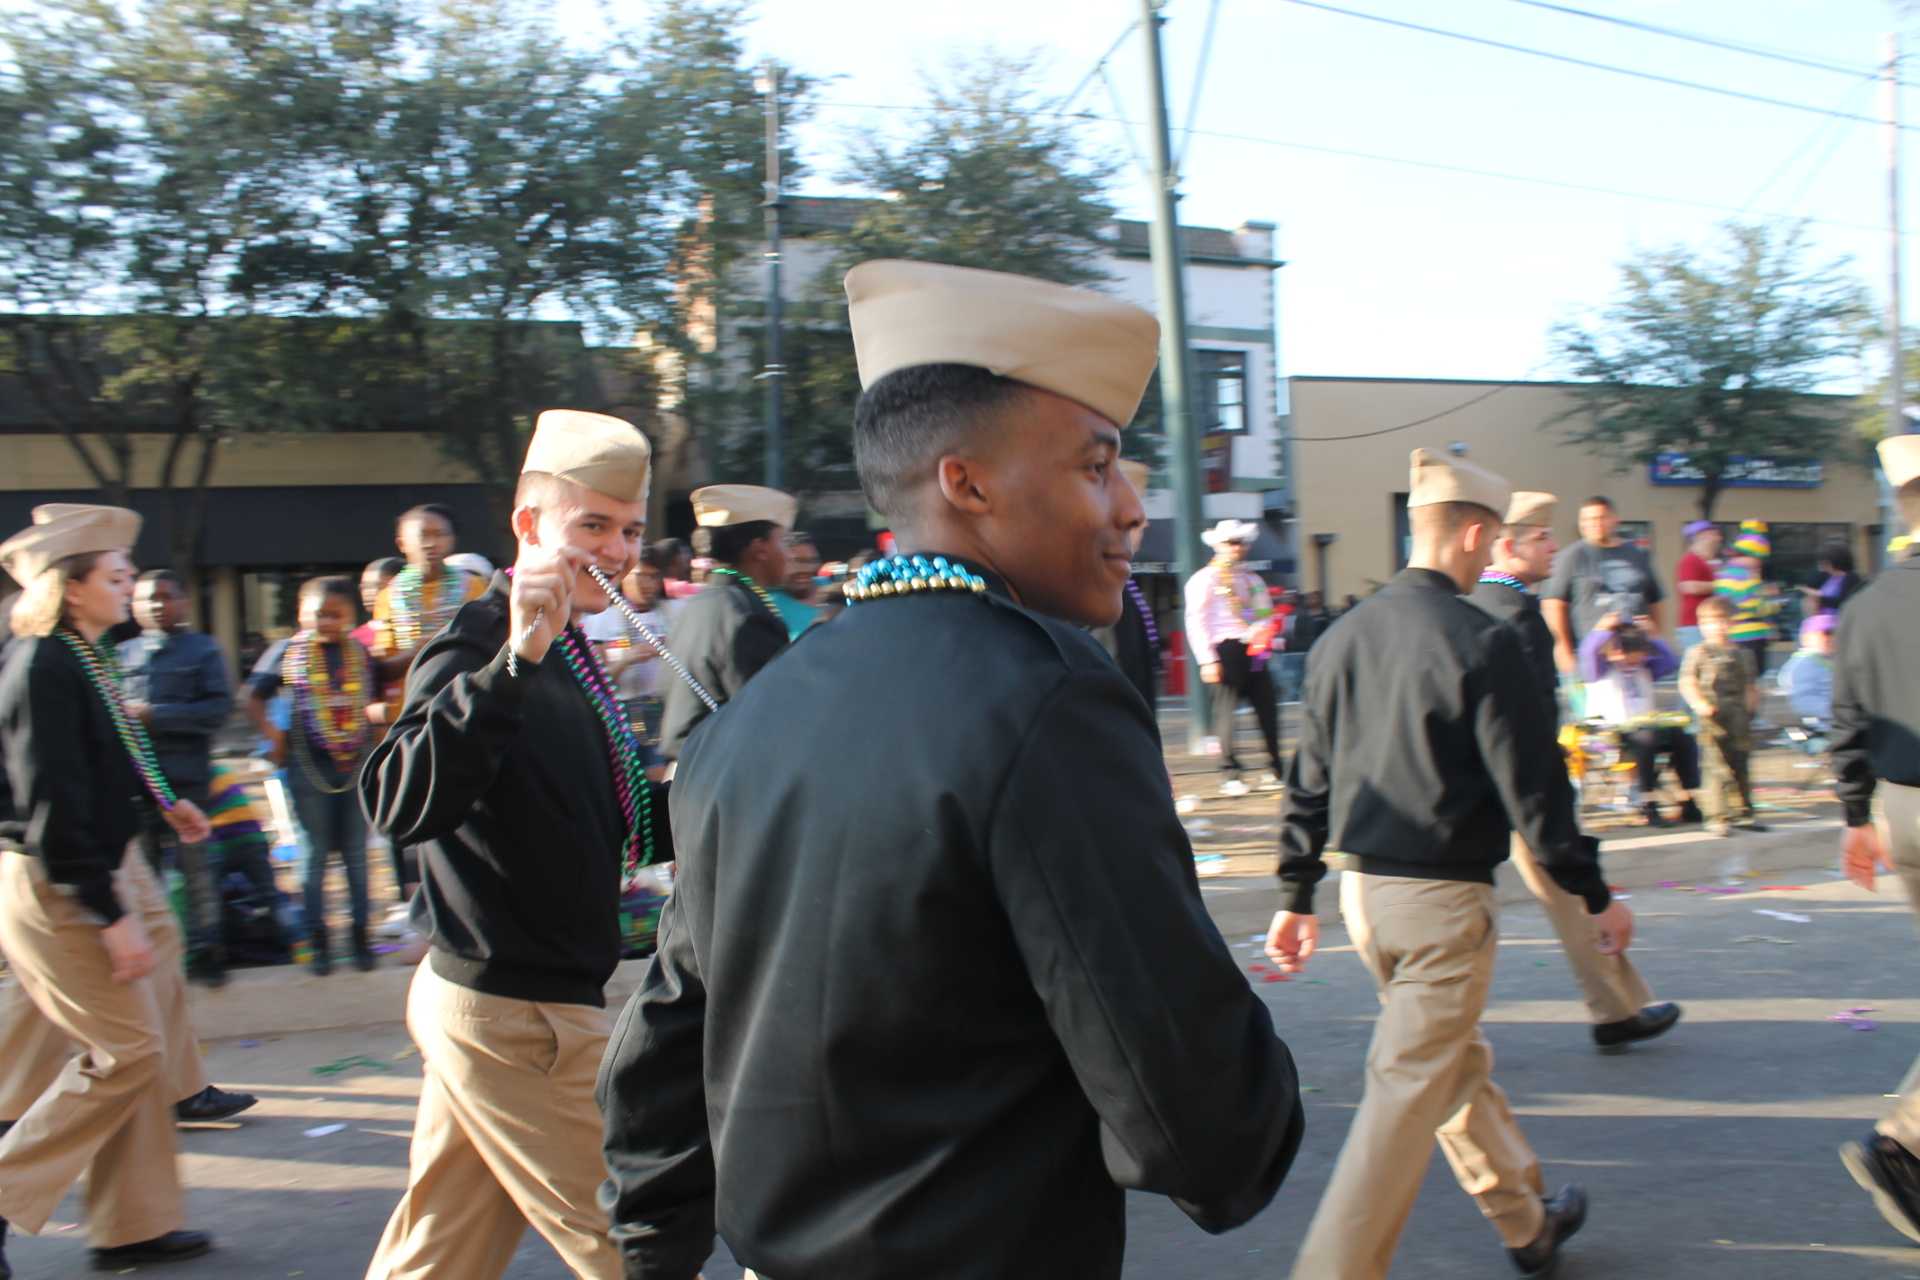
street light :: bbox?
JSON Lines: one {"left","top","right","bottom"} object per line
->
{"left": 755, "top": 60, "right": 785, "bottom": 490}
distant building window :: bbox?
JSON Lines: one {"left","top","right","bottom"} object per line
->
{"left": 1196, "top": 349, "right": 1247, "bottom": 435}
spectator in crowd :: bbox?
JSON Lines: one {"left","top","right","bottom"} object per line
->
{"left": 1776, "top": 612, "right": 1836, "bottom": 726}
{"left": 245, "top": 577, "right": 377, "bottom": 975}
{"left": 1184, "top": 519, "right": 1282, "bottom": 797}
{"left": 1542, "top": 495, "right": 1667, "bottom": 679}
{"left": 1672, "top": 520, "right": 1721, "bottom": 655}
{"left": 1680, "top": 596, "right": 1766, "bottom": 837}
{"left": 368, "top": 505, "right": 487, "bottom": 727}
{"left": 1799, "top": 541, "right": 1865, "bottom": 617}
{"left": 584, "top": 546, "right": 677, "bottom": 751}
{"left": 769, "top": 531, "right": 825, "bottom": 639}
{"left": 353, "top": 557, "right": 403, "bottom": 654}
{"left": 117, "top": 569, "right": 235, "bottom": 985}
{"left": 653, "top": 536, "right": 697, "bottom": 599}
{"left": 1578, "top": 616, "right": 1703, "bottom": 828}
{"left": 1715, "top": 521, "right": 1782, "bottom": 678}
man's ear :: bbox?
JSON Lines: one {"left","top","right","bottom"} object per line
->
{"left": 510, "top": 504, "right": 539, "bottom": 544}
{"left": 934, "top": 454, "right": 993, "bottom": 517}
{"left": 1463, "top": 519, "right": 1490, "bottom": 555}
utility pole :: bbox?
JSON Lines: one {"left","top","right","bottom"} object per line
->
{"left": 758, "top": 60, "right": 786, "bottom": 489}
{"left": 1139, "top": 0, "right": 1211, "bottom": 752}
{"left": 1886, "top": 33, "right": 1906, "bottom": 554}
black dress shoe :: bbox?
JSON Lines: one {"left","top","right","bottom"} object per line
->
{"left": 1678, "top": 798, "right": 1704, "bottom": 824}
{"left": 1640, "top": 802, "right": 1668, "bottom": 828}
{"left": 175, "top": 1085, "right": 258, "bottom": 1124}
{"left": 90, "top": 1230, "right": 213, "bottom": 1269}
{"left": 1593, "top": 1001, "right": 1683, "bottom": 1054}
{"left": 1508, "top": 1184, "right": 1586, "bottom": 1277}
{"left": 1842, "top": 1134, "right": 1920, "bottom": 1243}
{"left": 1, "top": 1214, "right": 12, "bottom": 1280}
{"left": 354, "top": 947, "right": 379, "bottom": 973}
{"left": 185, "top": 947, "right": 228, "bottom": 989}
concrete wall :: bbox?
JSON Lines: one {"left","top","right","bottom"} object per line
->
{"left": 1288, "top": 376, "right": 1881, "bottom": 600}
{"left": 1, "top": 432, "right": 483, "bottom": 491}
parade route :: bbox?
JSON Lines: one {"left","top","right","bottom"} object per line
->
{"left": 10, "top": 856, "right": 1920, "bottom": 1278}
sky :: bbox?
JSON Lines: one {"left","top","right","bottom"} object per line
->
{"left": 563, "top": 0, "right": 1916, "bottom": 391}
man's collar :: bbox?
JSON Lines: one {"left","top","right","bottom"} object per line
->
{"left": 1394, "top": 566, "right": 1464, "bottom": 595}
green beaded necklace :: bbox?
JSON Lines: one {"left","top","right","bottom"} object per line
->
{"left": 709, "top": 566, "right": 778, "bottom": 616}
{"left": 55, "top": 626, "right": 178, "bottom": 811}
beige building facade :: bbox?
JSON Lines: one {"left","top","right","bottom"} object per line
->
{"left": 1286, "top": 376, "right": 1885, "bottom": 603}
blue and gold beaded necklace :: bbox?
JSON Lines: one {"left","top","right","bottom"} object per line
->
{"left": 1477, "top": 570, "right": 1529, "bottom": 594}
{"left": 844, "top": 554, "right": 990, "bottom": 604}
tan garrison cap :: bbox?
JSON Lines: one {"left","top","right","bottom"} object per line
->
{"left": 1406, "top": 448, "right": 1511, "bottom": 517}
{"left": 1882, "top": 434, "right": 1920, "bottom": 492}
{"left": 692, "top": 484, "right": 798, "bottom": 530}
{"left": 522, "top": 409, "right": 652, "bottom": 505}
{"left": 844, "top": 259, "right": 1160, "bottom": 428}
{"left": 1504, "top": 491, "right": 1556, "bottom": 527}
{"left": 1, "top": 504, "right": 140, "bottom": 585}
{"left": 1118, "top": 459, "right": 1151, "bottom": 495}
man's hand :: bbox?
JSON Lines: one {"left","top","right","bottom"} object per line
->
{"left": 1593, "top": 900, "right": 1634, "bottom": 956}
{"left": 1595, "top": 612, "right": 1622, "bottom": 632}
{"left": 101, "top": 914, "right": 156, "bottom": 983}
{"left": 124, "top": 699, "right": 153, "bottom": 725}
{"left": 1844, "top": 823, "right": 1892, "bottom": 892}
{"left": 1264, "top": 910, "right": 1319, "bottom": 976}
{"left": 165, "top": 798, "right": 211, "bottom": 845}
{"left": 510, "top": 543, "right": 591, "bottom": 666}
{"left": 366, "top": 701, "right": 391, "bottom": 726}
{"left": 1199, "top": 662, "right": 1221, "bottom": 685}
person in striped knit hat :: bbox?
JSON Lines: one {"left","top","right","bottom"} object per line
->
{"left": 1714, "top": 520, "right": 1782, "bottom": 678}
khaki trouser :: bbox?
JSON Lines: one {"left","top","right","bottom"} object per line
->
{"left": 0, "top": 847, "right": 187, "bottom": 1246}
{"left": 1871, "top": 784, "right": 1920, "bottom": 1156}
{"left": 1507, "top": 832, "right": 1652, "bottom": 1025}
{"left": 1292, "top": 874, "right": 1546, "bottom": 1280}
{"left": 366, "top": 962, "right": 621, "bottom": 1280}
{"left": 0, "top": 950, "right": 209, "bottom": 1119}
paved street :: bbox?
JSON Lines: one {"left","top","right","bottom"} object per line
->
{"left": 12, "top": 857, "right": 1920, "bottom": 1278}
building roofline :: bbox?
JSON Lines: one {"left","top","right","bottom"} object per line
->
{"left": 1286, "top": 373, "right": 1856, "bottom": 402}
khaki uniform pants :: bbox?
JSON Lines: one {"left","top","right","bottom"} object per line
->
{"left": 0, "top": 847, "right": 187, "bottom": 1246}
{"left": 1507, "top": 832, "right": 1652, "bottom": 1025}
{"left": 366, "top": 962, "right": 621, "bottom": 1280}
{"left": 1871, "top": 784, "right": 1920, "bottom": 1155}
{"left": 1292, "top": 874, "right": 1545, "bottom": 1280}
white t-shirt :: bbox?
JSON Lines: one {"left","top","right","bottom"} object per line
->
{"left": 582, "top": 599, "right": 676, "bottom": 700}
{"left": 1586, "top": 665, "right": 1656, "bottom": 727}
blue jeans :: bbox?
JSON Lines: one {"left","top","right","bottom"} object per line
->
{"left": 1275, "top": 653, "right": 1307, "bottom": 703}
{"left": 288, "top": 768, "right": 370, "bottom": 952}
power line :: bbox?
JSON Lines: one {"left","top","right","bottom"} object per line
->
{"left": 1289, "top": 380, "right": 1524, "bottom": 442}
{"left": 1282, "top": 0, "right": 1920, "bottom": 134}
{"left": 1740, "top": 75, "right": 1877, "bottom": 212}
{"left": 811, "top": 99, "right": 1906, "bottom": 239}
{"left": 1504, "top": 0, "right": 1912, "bottom": 85}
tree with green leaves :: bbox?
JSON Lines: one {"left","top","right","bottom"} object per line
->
{"left": 695, "top": 52, "right": 1128, "bottom": 493}
{"left": 1549, "top": 221, "right": 1872, "bottom": 519}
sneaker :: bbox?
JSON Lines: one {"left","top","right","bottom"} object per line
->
{"left": 1842, "top": 1134, "right": 1920, "bottom": 1244}
{"left": 1257, "top": 772, "right": 1285, "bottom": 793}
{"left": 1219, "top": 779, "right": 1251, "bottom": 798}
{"left": 1175, "top": 794, "right": 1202, "bottom": 816}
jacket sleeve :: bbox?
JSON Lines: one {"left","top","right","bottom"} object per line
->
{"left": 1277, "top": 669, "right": 1333, "bottom": 915}
{"left": 1473, "top": 629, "right": 1610, "bottom": 913}
{"left": 20, "top": 656, "right": 125, "bottom": 923}
{"left": 358, "top": 624, "right": 533, "bottom": 844}
{"left": 148, "top": 639, "right": 235, "bottom": 739}
{"left": 728, "top": 608, "right": 788, "bottom": 692}
{"left": 1831, "top": 614, "right": 1876, "bottom": 827}
{"left": 599, "top": 893, "right": 713, "bottom": 1280}
{"left": 988, "top": 667, "right": 1304, "bottom": 1232}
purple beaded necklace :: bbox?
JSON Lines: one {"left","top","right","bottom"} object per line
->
{"left": 1124, "top": 578, "right": 1161, "bottom": 665}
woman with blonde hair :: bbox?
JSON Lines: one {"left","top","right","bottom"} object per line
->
{"left": 0, "top": 504, "right": 216, "bottom": 1272}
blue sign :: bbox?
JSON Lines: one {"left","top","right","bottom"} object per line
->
{"left": 1648, "top": 452, "right": 1822, "bottom": 489}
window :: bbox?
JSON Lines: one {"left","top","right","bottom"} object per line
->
{"left": 1195, "top": 349, "right": 1247, "bottom": 435}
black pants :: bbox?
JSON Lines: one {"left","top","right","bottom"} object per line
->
{"left": 1622, "top": 726, "right": 1700, "bottom": 795}
{"left": 1213, "top": 639, "right": 1282, "bottom": 775}
{"left": 1740, "top": 639, "right": 1771, "bottom": 679}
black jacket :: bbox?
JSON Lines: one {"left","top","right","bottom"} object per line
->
{"left": 1094, "top": 585, "right": 1160, "bottom": 710}
{"left": 1833, "top": 556, "right": 1920, "bottom": 827}
{"left": 657, "top": 576, "right": 789, "bottom": 761}
{"left": 599, "top": 569, "right": 1304, "bottom": 1280}
{"left": 0, "top": 633, "right": 149, "bottom": 922}
{"left": 360, "top": 577, "right": 671, "bottom": 1006}
{"left": 1468, "top": 578, "right": 1559, "bottom": 720}
{"left": 1280, "top": 568, "right": 1608, "bottom": 915}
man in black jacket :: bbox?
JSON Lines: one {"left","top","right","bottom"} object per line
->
{"left": 657, "top": 484, "right": 793, "bottom": 762}
{"left": 1470, "top": 491, "right": 1680, "bottom": 1055}
{"left": 1269, "top": 450, "right": 1633, "bottom": 1280}
{"left": 360, "top": 409, "right": 671, "bottom": 1280}
{"left": 600, "top": 259, "right": 1304, "bottom": 1280}
{"left": 1091, "top": 458, "right": 1162, "bottom": 711}
{"left": 1836, "top": 434, "right": 1920, "bottom": 1243}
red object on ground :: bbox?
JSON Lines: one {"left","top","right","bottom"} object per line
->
{"left": 1167, "top": 630, "right": 1188, "bottom": 696}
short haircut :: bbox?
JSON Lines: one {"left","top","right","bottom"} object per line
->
{"left": 853, "top": 363, "right": 1032, "bottom": 520}
{"left": 639, "top": 543, "right": 671, "bottom": 572}
{"left": 650, "top": 537, "right": 688, "bottom": 567}
{"left": 398, "top": 502, "right": 458, "bottom": 535}
{"left": 1580, "top": 495, "right": 1615, "bottom": 512}
{"left": 711, "top": 520, "right": 777, "bottom": 565}
{"left": 137, "top": 568, "right": 184, "bottom": 591}
{"left": 784, "top": 530, "right": 817, "bottom": 551}
{"left": 1411, "top": 501, "right": 1499, "bottom": 539}
{"left": 298, "top": 575, "right": 359, "bottom": 611}
{"left": 515, "top": 471, "right": 563, "bottom": 509}
{"left": 364, "top": 555, "right": 404, "bottom": 581}
{"left": 1820, "top": 541, "right": 1854, "bottom": 573}
{"left": 1696, "top": 595, "right": 1732, "bottom": 621}
{"left": 1605, "top": 623, "right": 1650, "bottom": 655}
